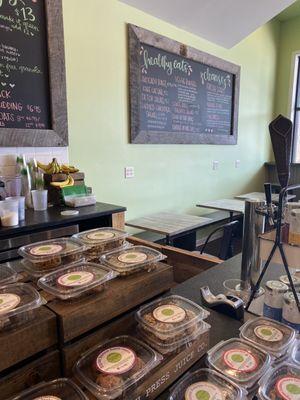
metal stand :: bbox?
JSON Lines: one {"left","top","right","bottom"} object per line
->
{"left": 245, "top": 184, "right": 300, "bottom": 312}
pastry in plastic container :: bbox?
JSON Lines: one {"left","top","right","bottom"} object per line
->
{"left": 38, "top": 260, "right": 118, "bottom": 300}
{"left": 73, "top": 228, "right": 130, "bottom": 260}
{"left": 168, "top": 368, "right": 247, "bottom": 400}
{"left": 136, "top": 295, "right": 209, "bottom": 343}
{"left": 100, "top": 245, "right": 166, "bottom": 276}
{"left": 138, "top": 320, "right": 211, "bottom": 355}
{"left": 18, "top": 238, "right": 86, "bottom": 276}
{"left": 258, "top": 363, "right": 300, "bottom": 400}
{"left": 206, "top": 338, "right": 271, "bottom": 391}
{"left": 74, "top": 335, "right": 162, "bottom": 400}
{"left": 0, "top": 263, "right": 18, "bottom": 285}
{"left": 0, "top": 283, "right": 44, "bottom": 331}
{"left": 239, "top": 317, "right": 296, "bottom": 359}
{"left": 10, "top": 378, "right": 88, "bottom": 400}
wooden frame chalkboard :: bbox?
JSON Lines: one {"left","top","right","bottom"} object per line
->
{"left": 0, "top": 0, "right": 68, "bottom": 147}
{"left": 129, "top": 24, "right": 241, "bottom": 145}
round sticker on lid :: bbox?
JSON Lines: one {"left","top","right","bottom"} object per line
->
{"left": 118, "top": 251, "right": 147, "bottom": 264}
{"left": 223, "top": 349, "right": 258, "bottom": 372}
{"left": 96, "top": 346, "right": 136, "bottom": 375}
{"left": 276, "top": 376, "right": 300, "bottom": 400}
{"left": 33, "top": 397, "right": 61, "bottom": 400}
{"left": 57, "top": 271, "right": 94, "bottom": 287}
{"left": 185, "top": 382, "right": 224, "bottom": 400}
{"left": 0, "top": 293, "right": 21, "bottom": 314}
{"left": 30, "top": 244, "right": 63, "bottom": 256}
{"left": 86, "top": 231, "right": 115, "bottom": 241}
{"left": 153, "top": 304, "right": 187, "bottom": 324}
{"left": 254, "top": 325, "right": 284, "bottom": 342}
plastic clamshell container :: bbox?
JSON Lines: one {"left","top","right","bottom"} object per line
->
{"left": 38, "top": 261, "right": 118, "bottom": 300}
{"left": 239, "top": 317, "right": 296, "bottom": 358}
{"left": 292, "top": 341, "right": 300, "bottom": 366}
{"left": 258, "top": 363, "right": 300, "bottom": 400}
{"left": 18, "top": 238, "right": 86, "bottom": 273}
{"left": 74, "top": 335, "right": 162, "bottom": 400}
{"left": 136, "top": 295, "right": 209, "bottom": 341}
{"left": 10, "top": 378, "right": 88, "bottom": 400}
{"left": 100, "top": 245, "right": 166, "bottom": 276}
{"left": 73, "top": 227, "right": 130, "bottom": 259}
{"left": 138, "top": 321, "right": 211, "bottom": 355}
{"left": 168, "top": 368, "right": 247, "bottom": 400}
{"left": 0, "top": 262, "right": 18, "bottom": 285}
{"left": 206, "top": 338, "right": 271, "bottom": 390}
{"left": 0, "top": 283, "right": 44, "bottom": 330}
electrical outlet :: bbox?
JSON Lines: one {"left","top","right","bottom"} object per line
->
{"left": 235, "top": 160, "right": 241, "bottom": 169}
{"left": 124, "top": 166, "right": 134, "bottom": 179}
{"left": 212, "top": 160, "right": 219, "bottom": 171}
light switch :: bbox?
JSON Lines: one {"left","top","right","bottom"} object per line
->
{"left": 235, "top": 160, "right": 241, "bottom": 169}
{"left": 124, "top": 166, "right": 135, "bottom": 179}
{"left": 212, "top": 160, "right": 219, "bottom": 170}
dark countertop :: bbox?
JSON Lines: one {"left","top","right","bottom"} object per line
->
{"left": 0, "top": 202, "right": 126, "bottom": 238}
{"left": 157, "top": 253, "right": 285, "bottom": 399}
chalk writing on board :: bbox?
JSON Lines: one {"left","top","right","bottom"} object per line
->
{"left": 0, "top": 0, "right": 51, "bottom": 129}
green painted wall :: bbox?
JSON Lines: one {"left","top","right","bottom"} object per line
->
{"left": 63, "top": 0, "right": 279, "bottom": 219}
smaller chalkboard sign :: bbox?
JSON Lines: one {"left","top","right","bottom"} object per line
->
{"left": 129, "top": 25, "right": 240, "bottom": 145}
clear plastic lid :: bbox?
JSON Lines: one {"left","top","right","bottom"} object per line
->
{"left": 10, "top": 378, "right": 88, "bottom": 400}
{"left": 0, "top": 283, "right": 43, "bottom": 320}
{"left": 100, "top": 245, "right": 166, "bottom": 275}
{"left": 258, "top": 363, "right": 300, "bottom": 400}
{"left": 0, "top": 263, "right": 18, "bottom": 285}
{"left": 207, "top": 338, "right": 271, "bottom": 389}
{"left": 38, "top": 261, "right": 118, "bottom": 300}
{"left": 168, "top": 368, "right": 247, "bottom": 400}
{"left": 18, "top": 238, "right": 86, "bottom": 263}
{"left": 136, "top": 295, "right": 209, "bottom": 339}
{"left": 239, "top": 317, "right": 296, "bottom": 357}
{"left": 74, "top": 335, "right": 162, "bottom": 400}
{"left": 73, "top": 228, "right": 129, "bottom": 247}
{"left": 292, "top": 341, "right": 300, "bottom": 367}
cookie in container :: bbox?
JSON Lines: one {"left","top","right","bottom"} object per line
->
{"left": 74, "top": 335, "right": 162, "bottom": 400}
{"left": 206, "top": 338, "right": 271, "bottom": 392}
{"left": 73, "top": 228, "right": 130, "bottom": 261}
{"left": 18, "top": 238, "right": 86, "bottom": 277}
{"left": 38, "top": 260, "right": 118, "bottom": 301}
{"left": 258, "top": 363, "right": 300, "bottom": 400}
{"left": 100, "top": 245, "right": 166, "bottom": 276}
{"left": 9, "top": 378, "right": 88, "bottom": 400}
{"left": 0, "top": 283, "right": 44, "bottom": 331}
{"left": 168, "top": 368, "right": 246, "bottom": 400}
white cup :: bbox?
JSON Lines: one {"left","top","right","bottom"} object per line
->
{"left": 31, "top": 190, "right": 48, "bottom": 211}
{"left": 0, "top": 199, "right": 19, "bottom": 226}
{"left": 5, "top": 196, "right": 25, "bottom": 220}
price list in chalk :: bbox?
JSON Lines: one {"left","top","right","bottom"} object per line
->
{"left": 0, "top": 0, "right": 51, "bottom": 129}
{"left": 139, "top": 43, "right": 234, "bottom": 136}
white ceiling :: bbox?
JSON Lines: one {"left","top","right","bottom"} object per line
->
{"left": 119, "top": 0, "right": 296, "bottom": 48}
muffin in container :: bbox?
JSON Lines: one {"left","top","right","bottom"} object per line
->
{"left": 38, "top": 260, "right": 118, "bottom": 300}
{"left": 74, "top": 335, "right": 162, "bottom": 400}
{"left": 168, "top": 368, "right": 246, "bottom": 400}
{"left": 73, "top": 228, "right": 130, "bottom": 261}
{"left": 0, "top": 283, "right": 44, "bottom": 331}
{"left": 100, "top": 245, "right": 166, "bottom": 276}
{"left": 10, "top": 378, "right": 88, "bottom": 400}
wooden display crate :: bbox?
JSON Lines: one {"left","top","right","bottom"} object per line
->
{"left": 0, "top": 307, "right": 57, "bottom": 373}
{"left": 42, "top": 262, "right": 174, "bottom": 343}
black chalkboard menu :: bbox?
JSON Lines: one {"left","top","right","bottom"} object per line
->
{"left": 0, "top": 0, "right": 51, "bottom": 130}
{"left": 129, "top": 25, "right": 240, "bottom": 145}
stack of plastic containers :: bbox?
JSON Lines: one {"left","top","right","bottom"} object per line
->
{"left": 18, "top": 238, "right": 86, "bottom": 278}
{"left": 258, "top": 363, "right": 300, "bottom": 400}
{"left": 73, "top": 228, "right": 130, "bottom": 261}
{"left": 239, "top": 317, "right": 296, "bottom": 365}
{"left": 0, "top": 283, "right": 44, "bottom": 330}
{"left": 136, "top": 295, "right": 210, "bottom": 355}
{"left": 10, "top": 378, "right": 88, "bottom": 400}
{"left": 0, "top": 263, "right": 18, "bottom": 285}
{"left": 101, "top": 245, "right": 166, "bottom": 277}
{"left": 38, "top": 260, "right": 118, "bottom": 301}
{"left": 206, "top": 338, "right": 271, "bottom": 396}
{"left": 74, "top": 335, "right": 162, "bottom": 399}
{"left": 168, "top": 369, "right": 246, "bottom": 400}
